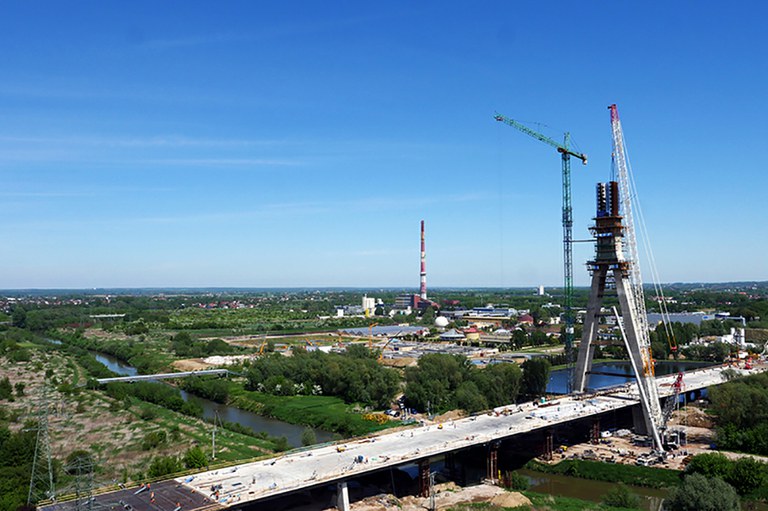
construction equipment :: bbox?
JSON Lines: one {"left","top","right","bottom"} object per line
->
{"left": 377, "top": 338, "right": 396, "bottom": 362}
{"left": 660, "top": 373, "right": 684, "bottom": 430}
{"left": 368, "top": 322, "right": 378, "bottom": 349}
{"left": 659, "top": 372, "right": 685, "bottom": 449}
{"left": 495, "top": 112, "right": 587, "bottom": 392}
{"left": 602, "top": 104, "right": 663, "bottom": 451}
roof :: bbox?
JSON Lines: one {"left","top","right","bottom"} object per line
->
{"left": 440, "top": 328, "right": 465, "bottom": 340}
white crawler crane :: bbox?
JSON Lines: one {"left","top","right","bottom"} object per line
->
{"left": 575, "top": 104, "right": 665, "bottom": 451}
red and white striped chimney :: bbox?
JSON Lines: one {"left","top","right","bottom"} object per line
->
{"left": 420, "top": 220, "right": 427, "bottom": 300}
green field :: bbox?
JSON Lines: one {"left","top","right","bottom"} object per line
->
{"left": 229, "top": 388, "right": 402, "bottom": 437}
{"left": 525, "top": 459, "right": 681, "bottom": 489}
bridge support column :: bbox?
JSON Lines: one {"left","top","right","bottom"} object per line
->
{"left": 487, "top": 442, "right": 499, "bottom": 482}
{"left": 336, "top": 481, "right": 350, "bottom": 511}
{"left": 418, "top": 459, "right": 430, "bottom": 497}
{"left": 632, "top": 406, "right": 649, "bottom": 436}
{"left": 590, "top": 419, "right": 601, "bottom": 445}
{"left": 542, "top": 430, "right": 554, "bottom": 461}
{"left": 445, "top": 452, "right": 456, "bottom": 481}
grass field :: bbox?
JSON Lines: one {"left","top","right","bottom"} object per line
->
{"left": 228, "top": 387, "right": 402, "bottom": 437}
{"left": 525, "top": 459, "right": 681, "bottom": 489}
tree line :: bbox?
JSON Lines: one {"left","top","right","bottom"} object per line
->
{"left": 709, "top": 371, "right": 768, "bottom": 455}
{"left": 403, "top": 354, "right": 551, "bottom": 415}
{"left": 245, "top": 345, "right": 400, "bottom": 409}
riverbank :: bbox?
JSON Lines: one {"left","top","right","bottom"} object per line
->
{"left": 0, "top": 344, "right": 273, "bottom": 483}
{"left": 58, "top": 327, "right": 407, "bottom": 439}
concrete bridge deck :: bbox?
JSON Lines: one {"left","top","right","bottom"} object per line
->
{"left": 176, "top": 364, "right": 758, "bottom": 508}
{"left": 43, "top": 363, "right": 759, "bottom": 511}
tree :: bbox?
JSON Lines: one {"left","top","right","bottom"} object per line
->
{"left": 512, "top": 329, "right": 527, "bottom": 349}
{"left": 664, "top": 474, "right": 740, "bottom": 511}
{"left": 521, "top": 358, "right": 551, "bottom": 398}
{"left": 11, "top": 307, "right": 26, "bottom": 329}
{"left": 0, "top": 378, "right": 13, "bottom": 401}
{"left": 147, "top": 455, "right": 182, "bottom": 478}
{"left": 684, "top": 453, "right": 732, "bottom": 480}
{"left": 301, "top": 427, "right": 317, "bottom": 447}
{"left": 404, "top": 353, "right": 472, "bottom": 413}
{"left": 602, "top": 483, "right": 640, "bottom": 509}
{"left": 726, "top": 456, "right": 766, "bottom": 495}
{"left": 454, "top": 381, "right": 488, "bottom": 414}
{"left": 182, "top": 446, "right": 208, "bottom": 469}
{"left": 473, "top": 363, "right": 522, "bottom": 408}
{"left": 272, "top": 436, "right": 290, "bottom": 452}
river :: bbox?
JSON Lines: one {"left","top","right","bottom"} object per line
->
{"left": 90, "top": 351, "right": 334, "bottom": 447}
{"left": 518, "top": 468, "right": 668, "bottom": 510}
{"left": 547, "top": 361, "right": 712, "bottom": 394}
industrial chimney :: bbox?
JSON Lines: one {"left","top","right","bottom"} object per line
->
{"left": 420, "top": 220, "right": 427, "bottom": 300}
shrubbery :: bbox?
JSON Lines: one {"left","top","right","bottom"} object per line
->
{"left": 710, "top": 372, "right": 768, "bottom": 455}
{"left": 685, "top": 452, "right": 767, "bottom": 496}
{"left": 665, "top": 473, "right": 740, "bottom": 511}
{"left": 141, "top": 431, "right": 167, "bottom": 450}
{"left": 404, "top": 353, "right": 523, "bottom": 414}
{"left": 245, "top": 345, "right": 399, "bottom": 409}
{"left": 105, "top": 381, "right": 203, "bottom": 417}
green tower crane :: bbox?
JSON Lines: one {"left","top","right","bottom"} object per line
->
{"left": 494, "top": 112, "right": 587, "bottom": 392}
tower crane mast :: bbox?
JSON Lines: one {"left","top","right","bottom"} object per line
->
{"left": 494, "top": 113, "right": 587, "bottom": 392}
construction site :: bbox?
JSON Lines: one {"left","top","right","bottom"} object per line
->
{"left": 14, "top": 104, "right": 763, "bottom": 511}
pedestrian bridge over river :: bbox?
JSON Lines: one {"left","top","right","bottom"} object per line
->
{"left": 44, "top": 364, "right": 761, "bottom": 511}
{"left": 95, "top": 369, "right": 229, "bottom": 384}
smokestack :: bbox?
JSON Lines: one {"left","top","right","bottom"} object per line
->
{"left": 420, "top": 220, "right": 427, "bottom": 300}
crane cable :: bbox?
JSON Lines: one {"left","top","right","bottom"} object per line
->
{"left": 621, "top": 143, "right": 678, "bottom": 353}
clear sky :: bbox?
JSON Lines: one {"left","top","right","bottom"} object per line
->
{"left": 1, "top": 2, "right": 766, "bottom": 289}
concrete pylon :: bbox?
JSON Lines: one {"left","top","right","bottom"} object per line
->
{"left": 336, "top": 481, "right": 350, "bottom": 511}
{"left": 574, "top": 181, "right": 663, "bottom": 450}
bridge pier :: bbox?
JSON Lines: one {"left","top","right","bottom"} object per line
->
{"left": 336, "top": 481, "right": 350, "bottom": 511}
{"left": 541, "top": 429, "right": 554, "bottom": 461}
{"left": 418, "top": 459, "right": 430, "bottom": 497}
{"left": 632, "top": 406, "right": 649, "bottom": 436}
{"left": 445, "top": 452, "right": 456, "bottom": 481}
{"left": 590, "top": 419, "right": 601, "bottom": 445}
{"left": 486, "top": 441, "right": 500, "bottom": 482}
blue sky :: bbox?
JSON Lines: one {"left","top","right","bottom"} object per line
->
{"left": 0, "top": 2, "right": 766, "bottom": 288}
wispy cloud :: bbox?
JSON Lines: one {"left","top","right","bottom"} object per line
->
{"left": 137, "top": 15, "right": 397, "bottom": 50}
{"left": 139, "top": 33, "right": 254, "bottom": 50}
{"left": 0, "top": 135, "right": 289, "bottom": 148}
{"left": 0, "top": 193, "right": 487, "bottom": 230}
{"left": 139, "top": 158, "right": 302, "bottom": 167}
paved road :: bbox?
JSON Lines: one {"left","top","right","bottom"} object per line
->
{"left": 41, "top": 480, "right": 216, "bottom": 511}
{"left": 177, "top": 364, "right": 759, "bottom": 508}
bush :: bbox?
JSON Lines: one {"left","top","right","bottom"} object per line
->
{"left": 272, "top": 436, "right": 290, "bottom": 452}
{"left": 0, "top": 378, "right": 13, "bottom": 401}
{"left": 141, "top": 431, "right": 167, "bottom": 450}
{"left": 182, "top": 447, "right": 208, "bottom": 469}
{"left": 602, "top": 483, "right": 640, "bottom": 509}
{"left": 139, "top": 407, "right": 158, "bottom": 421}
{"left": 301, "top": 427, "right": 317, "bottom": 447}
{"left": 147, "top": 455, "right": 182, "bottom": 478}
{"left": 664, "top": 473, "right": 740, "bottom": 511}
{"left": 501, "top": 470, "right": 529, "bottom": 491}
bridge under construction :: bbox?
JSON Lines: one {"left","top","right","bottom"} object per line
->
{"left": 42, "top": 364, "right": 758, "bottom": 511}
